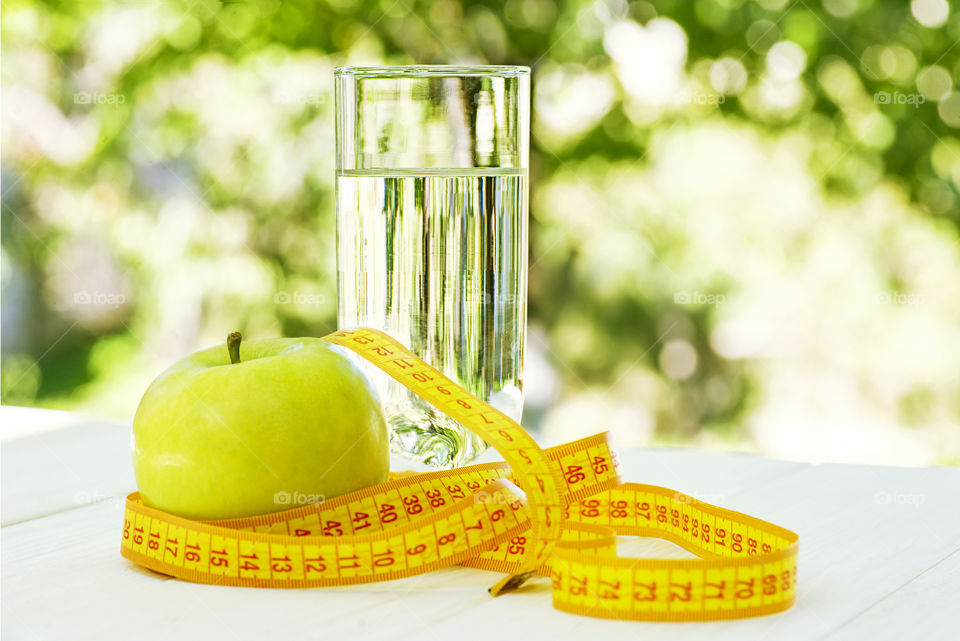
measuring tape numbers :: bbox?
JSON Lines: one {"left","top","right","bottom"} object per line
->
{"left": 121, "top": 327, "right": 798, "bottom": 621}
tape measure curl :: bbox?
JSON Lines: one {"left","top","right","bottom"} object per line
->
{"left": 121, "top": 328, "right": 798, "bottom": 621}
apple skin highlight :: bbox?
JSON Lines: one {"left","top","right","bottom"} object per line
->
{"left": 131, "top": 335, "right": 388, "bottom": 520}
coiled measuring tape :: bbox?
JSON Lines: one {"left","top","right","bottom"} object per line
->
{"left": 121, "top": 328, "right": 798, "bottom": 621}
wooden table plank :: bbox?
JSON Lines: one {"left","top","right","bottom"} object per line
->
{"left": 1, "top": 417, "right": 135, "bottom": 526}
{"left": 823, "top": 548, "right": 960, "bottom": 641}
{"left": 0, "top": 406, "right": 94, "bottom": 442}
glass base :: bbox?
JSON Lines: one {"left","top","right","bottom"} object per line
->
{"left": 387, "top": 403, "right": 489, "bottom": 469}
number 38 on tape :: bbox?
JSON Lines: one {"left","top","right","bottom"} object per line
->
{"left": 121, "top": 328, "right": 798, "bottom": 622}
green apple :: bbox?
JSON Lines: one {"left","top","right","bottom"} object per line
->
{"left": 132, "top": 332, "right": 388, "bottom": 520}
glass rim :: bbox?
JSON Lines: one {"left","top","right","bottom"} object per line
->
{"left": 335, "top": 65, "right": 530, "bottom": 78}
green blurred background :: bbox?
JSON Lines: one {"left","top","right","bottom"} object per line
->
{"left": 2, "top": 0, "right": 959, "bottom": 465}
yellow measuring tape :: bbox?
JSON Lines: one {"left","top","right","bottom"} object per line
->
{"left": 121, "top": 328, "right": 798, "bottom": 621}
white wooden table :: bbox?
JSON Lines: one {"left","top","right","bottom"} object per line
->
{"left": 2, "top": 406, "right": 958, "bottom": 640}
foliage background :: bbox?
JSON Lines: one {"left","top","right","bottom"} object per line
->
{"left": 2, "top": 0, "right": 959, "bottom": 465}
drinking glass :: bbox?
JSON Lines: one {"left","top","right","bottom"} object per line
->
{"left": 335, "top": 65, "right": 530, "bottom": 467}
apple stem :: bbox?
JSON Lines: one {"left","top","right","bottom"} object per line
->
{"left": 227, "top": 332, "right": 242, "bottom": 364}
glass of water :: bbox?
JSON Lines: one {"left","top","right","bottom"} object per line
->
{"left": 335, "top": 65, "right": 529, "bottom": 468}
